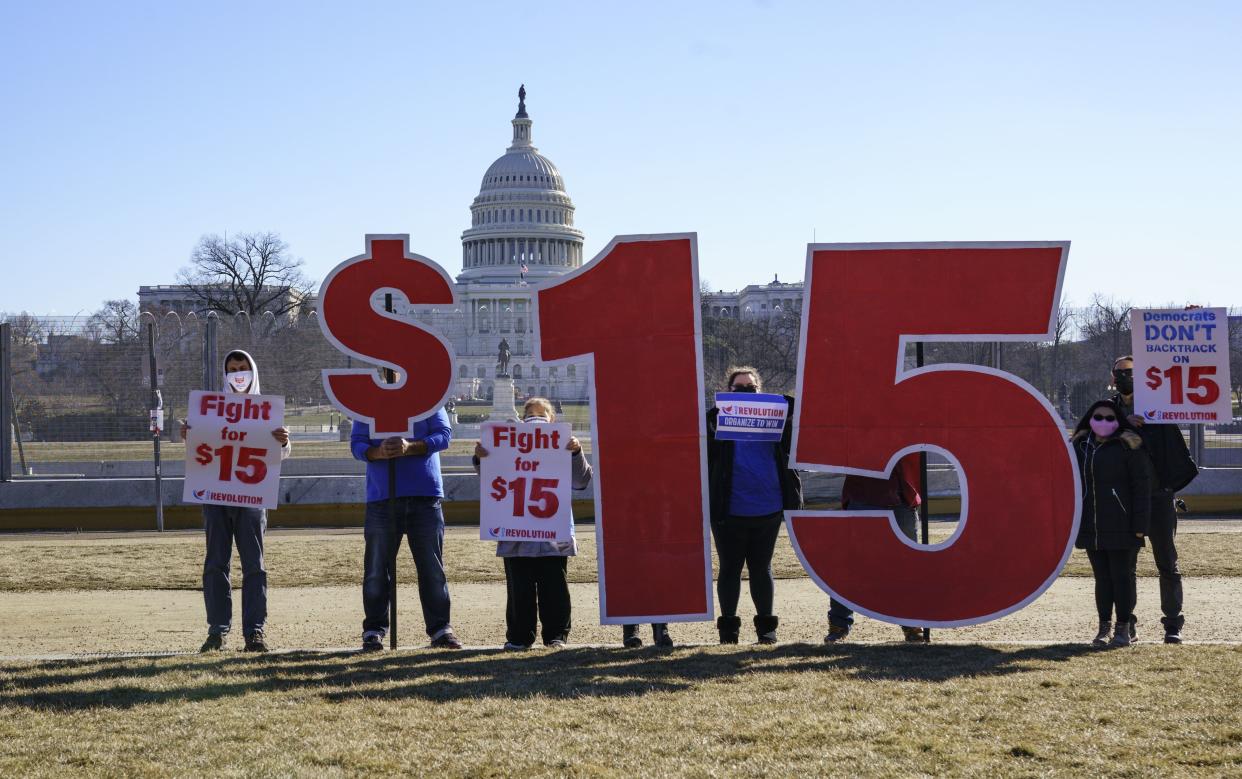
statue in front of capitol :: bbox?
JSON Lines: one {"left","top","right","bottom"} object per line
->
{"left": 496, "top": 338, "right": 512, "bottom": 377}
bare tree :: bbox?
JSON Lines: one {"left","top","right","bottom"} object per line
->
{"left": 179, "top": 232, "right": 314, "bottom": 322}
{"left": 1228, "top": 306, "right": 1242, "bottom": 413}
{"left": 1079, "top": 294, "right": 1133, "bottom": 368}
{"left": 86, "top": 300, "right": 141, "bottom": 344}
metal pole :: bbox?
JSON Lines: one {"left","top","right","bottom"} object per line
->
{"left": 148, "top": 323, "right": 164, "bottom": 532}
{"left": 385, "top": 293, "right": 399, "bottom": 650}
{"left": 916, "top": 341, "right": 931, "bottom": 644}
{"left": 0, "top": 323, "right": 11, "bottom": 482}
{"left": 9, "top": 380, "right": 28, "bottom": 475}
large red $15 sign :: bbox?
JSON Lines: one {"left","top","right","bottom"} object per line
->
{"left": 318, "top": 234, "right": 1080, "bottom": 627}
{"left": 317, "top": 235, "right": 457, "bottom": 436}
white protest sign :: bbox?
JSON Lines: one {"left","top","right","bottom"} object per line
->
{"left": 1131, "top": 307, "right": 1233, "bottom": 423}
{"left": 713, "top": 392, "right": 788, "bottom": 442}
{"left": 183, "top": 390, "right": 286, "bottom": 510}
{"left": 479, "top": 421, "right": 573, "bottom": 542}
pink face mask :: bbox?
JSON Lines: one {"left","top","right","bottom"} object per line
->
{"left": 1089, "top": 415, "right": 1119, "bottom": 438}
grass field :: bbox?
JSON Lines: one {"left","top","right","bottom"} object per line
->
{"left": 1, "top": 524, "right": 1240, "bottom": 776}
{"left": 0, "top": 645, "right": 1239, "bottom": 776}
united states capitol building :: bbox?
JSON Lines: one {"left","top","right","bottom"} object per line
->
{"left": 140, "top": 87, "right": 803, "bottom": 403}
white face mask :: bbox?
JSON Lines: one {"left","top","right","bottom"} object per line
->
{"left": 226, "top": 371, "right": 253, "bottom": 392}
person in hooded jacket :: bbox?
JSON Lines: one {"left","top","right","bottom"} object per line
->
{"left": 473, "top": 397, "right": 592, "bottom": 649}
{"left": 183, "top": 350, "right": 290, "bottom": 653}
{"left": 706, "top": 367, "right": 803, "bottom": 644}
{"left": 1107, "top": 354, "right": 1198, "bottom": 643}
{"left": 1072, "top": 399, "right": 1153, "bottom": 648}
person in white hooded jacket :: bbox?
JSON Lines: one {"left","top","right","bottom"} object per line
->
{"left": 183, "top": 349, "right": 290, "bottom": 652}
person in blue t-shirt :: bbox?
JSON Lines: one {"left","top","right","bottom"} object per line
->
{"left": 351, "top": 406, "right": 461, "bottom": 651}
{"left": 705, "top": 367, "right": 803, "bottom": 644}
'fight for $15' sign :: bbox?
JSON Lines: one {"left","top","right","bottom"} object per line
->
{"left": 479, "top": 421, "right": 574, "bottom": 542}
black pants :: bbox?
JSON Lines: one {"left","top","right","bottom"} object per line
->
{"left": 711, "top": 513, "right": 783, "bottom": 617}
{"left": 1148, "top": 490, "right": 1183, "bottom": 624}
{"left": 1086, "top": 548, "right": 1140, "bottom": 624}
{"left": 503, "top": 556, "right": 571, "bottom": 646}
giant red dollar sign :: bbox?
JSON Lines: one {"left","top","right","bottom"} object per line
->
{"left": 318, "top": 235, "right": 456, "bottom": 436}
{"left": 788, "top": 242, "right": 1080, "bottom": 626}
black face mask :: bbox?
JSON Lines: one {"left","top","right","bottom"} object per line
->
{"left": 1113, "top": 372, "right": 1134, "bottom": 395}
{"left": 731, "top": 385, "right": 757, "bottom": 393}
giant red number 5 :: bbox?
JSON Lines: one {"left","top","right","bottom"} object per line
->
{"left": 536, "top": 235, "right": 713, "bottom": 623}
{"left": 788, "top": 242, "right": 1080, "bottom": 626}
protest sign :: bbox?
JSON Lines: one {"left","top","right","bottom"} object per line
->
{"left": 536, "top": 234, "right": 713, "bottom": 624}
{"left": 479, "top": 421, "right": 574, "bottom": 542}
{"left": 788, "top": 242, "right": 1079, "bottom": 627}
{"left": 1131, "top": 307, "right": 1232, "bottom": 423}
{"left": 713, "top": 392, "right": 788, "bottom": 442}
{"left": 183, "top": 390, "right": 285, "bottom": 510}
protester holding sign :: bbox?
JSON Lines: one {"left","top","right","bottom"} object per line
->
{"left": 706, "top": 367, "right": 802, "bottom": 644}
{"left": 474, "top": 398, "right": 591, "bottom": 649}
{"left": 1108, "top": 355, "right": 1198, "bottom": 643}
{"left": 352, "top": 405, "right": 461, "bottom": 651}
{"left": 824, "top": 454, "right": 926, "bottom": 644}
{"left": 183, "top": 350, "right": 290, "bottom": 653}
{"left": 1072, "top": 399, "right": 1153, "bottom": 648}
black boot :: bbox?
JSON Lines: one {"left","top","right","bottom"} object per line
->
{"left": 652, "top": 623, "right": 674, "bottom": 648}
{"left": 622, "top": 624, "right": 642, "bottom": 648}
{"left": 717, "top": 615, "right": 741, "bottom": 644}
{"left": 755, "top": 615, "right": 779, "bottom": 645}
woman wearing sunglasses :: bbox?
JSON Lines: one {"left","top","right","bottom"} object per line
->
{"left": 1071, "top": 399, "right": 1153, "bottom": 648}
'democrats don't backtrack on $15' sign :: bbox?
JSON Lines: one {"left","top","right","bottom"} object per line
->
{"left": 1130, "top": 307, "right": 1233, "bottom": 423}
{"left": 317, "top": 234, "right": 1081, "bottom": 628}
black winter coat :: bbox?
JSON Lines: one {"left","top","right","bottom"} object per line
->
{"left": 1073, "top": 429, "right": 1154, "bottom": 551}
{"left": 1110, "top": 394, "right": 1199, "bottom": 493}
{"left": 706, "top": 394, "right": 803, "bottom": 522}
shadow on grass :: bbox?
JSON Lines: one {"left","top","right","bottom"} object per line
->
{"left": 0, "top": 642, "right": 1100, "bottom": 711}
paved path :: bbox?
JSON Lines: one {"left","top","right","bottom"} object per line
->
{"left": 2, "top": 576, "right": 1237, "bottom": 658}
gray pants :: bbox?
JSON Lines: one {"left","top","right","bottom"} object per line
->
{"left": 202, "top": 505, "right": 267, "bottom": 635}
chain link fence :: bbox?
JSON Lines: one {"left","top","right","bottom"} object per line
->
{"left": 2, "top": 307, "right": 1240, "bottom": 479}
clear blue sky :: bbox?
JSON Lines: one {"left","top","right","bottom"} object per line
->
{"left": 2, "top": 1, "right": 1240, "bottom": 316}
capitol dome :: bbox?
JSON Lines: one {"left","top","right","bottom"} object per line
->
{"left": 458, "top": 85, "right": 585, "bottom": 284}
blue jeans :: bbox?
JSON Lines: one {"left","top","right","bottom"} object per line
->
{"left": 202, "top": 505, "right": 267, "bottom": 635}
{"left": 362, "top": 496, "right": 452, "bottom": 638}
{"left": 827, "top": 503, "right": 919, "bottom": 629}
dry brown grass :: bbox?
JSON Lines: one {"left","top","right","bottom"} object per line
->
{"left": 1, "top": 526, "right": 1239, "bottom": 594}
{"left": 0, "top": 644, "right": 1239, "bottom": 777}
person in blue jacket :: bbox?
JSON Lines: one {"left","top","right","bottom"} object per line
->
{"left": 351, "top": 405, "right": 461, "bottom": 651}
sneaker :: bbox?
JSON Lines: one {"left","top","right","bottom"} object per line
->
{"left": 361, "top": 634, "right": 385, "bottom": 653}
{"left": 546, "top": 639, "right": 566, "bottom": 648}
{"left": 901, "top": 626, "right": 925, "bottom": 643}
{"left": 1163, "top": 615, "right": 1184, "bottom": 644}
{"left": 200, "top": 632, "right": 226, "bottom": 652}
{"left": 503, "top": 642, "right": 531, "bottom": 651}
{"left": 1092, "top": 621, "right": 1112, "bottom": 649}
{"left": 824, "top": 625, "right": 850, "bottom": 644}
{"left": 244, "top": 630, "right": 269, "bottom": 653}
{"left": 623, "top": 635, "right": 643, "bottom": 648}
{"left": 430, "top": 630, "right": 463, "bottom": 650}
{"left": 1110, "top": 621, "right": 1133, "bottom": 648}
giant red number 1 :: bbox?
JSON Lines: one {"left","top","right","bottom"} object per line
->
{"left": 536, "top": 235, "right": 713, "bottom": 623}
{"left": 787, "top": 242, "right": 1080, "bottom": 625}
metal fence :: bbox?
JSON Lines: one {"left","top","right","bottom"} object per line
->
{"left": 2, "top": 310, "right": 1240, "bottom": 479}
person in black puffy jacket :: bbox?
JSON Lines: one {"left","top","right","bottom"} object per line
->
{"left": 1071, "top": 399, "right": 1153, "bottom": 648}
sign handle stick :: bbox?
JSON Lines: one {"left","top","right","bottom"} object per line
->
{"left": 385, "top": 293, "right": 399, "bottom": 650}
{"left": 916, "top": 341, "right": 930, "bottom": 644}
